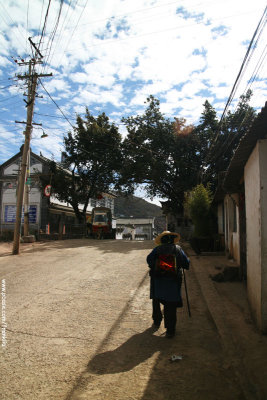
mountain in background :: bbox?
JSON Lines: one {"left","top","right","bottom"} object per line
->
{"left": 114, "top": 195, "right": 163, "bottom": 218}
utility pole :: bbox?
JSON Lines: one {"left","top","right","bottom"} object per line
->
{"left": 12, "top": 38, "right": 52, "bottom": 255}
{"left": 23, "top": 149, "right": 30, "bottom": 237}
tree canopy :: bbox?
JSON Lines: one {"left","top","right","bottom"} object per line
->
{"left": 121, "top": 92, "right": 256, "bottom": 217}
{"left": 121, "top": 96, "right": 200, "bottom": 216}
{"left": 41, "top": 109, "right": 123, "bottom": 221}
{"left": 40, "top": 91, "right": 256, "bottom": 224}
{"left": 202, "top": 89, "right": 256, "bottom": 189}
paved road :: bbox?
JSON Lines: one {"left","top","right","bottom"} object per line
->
{"left": 0, "top": 239, "right": 266, "bottom": 399}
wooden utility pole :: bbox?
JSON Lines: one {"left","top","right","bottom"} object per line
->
{"left": 12, "top": 39, "right": 52, "bottom": 255}
{"left": 13, "top": 68, "right": 37, "bottom": 255}
{"left": 23, "top": 149, "right": 30, "bottom": 237}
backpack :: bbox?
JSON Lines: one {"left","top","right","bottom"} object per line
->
{"left": 155, "top": 244, "right": 178, "bottom": 278}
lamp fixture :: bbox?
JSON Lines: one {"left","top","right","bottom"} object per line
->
{"left": 41, "top": 130, "right": 48, "bottom": 138}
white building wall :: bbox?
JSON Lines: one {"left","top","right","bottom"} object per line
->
{"left": 1, "top": 159, "right": 42, "bottom": 229}
{"left": 244, "top": 141, "right": 265, "bottom": 332}
{"left": 224, "top": 194, "right": 239, "bottom": 263}
{"left": 259, "top": 140, "right": 267, "bottom": 332}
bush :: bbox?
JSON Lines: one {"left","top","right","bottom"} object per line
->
{"left": 185, "top": 184, "right": 212, "bottom": 237}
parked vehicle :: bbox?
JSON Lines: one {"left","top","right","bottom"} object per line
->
{"left": 90, "top": 207, "right": 115, "bottom": 239}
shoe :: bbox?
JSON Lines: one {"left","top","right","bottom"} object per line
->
{"left": 152, "top": 321, "right": 161, "bottom": 329}
{"left": 165, "top": 331, "right": 175, "bottom": 338}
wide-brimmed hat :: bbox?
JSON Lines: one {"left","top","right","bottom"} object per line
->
{"left": 154, "top": 231, "right": 181, "bottom": 245}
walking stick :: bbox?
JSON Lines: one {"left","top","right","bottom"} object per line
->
{"left": 183, "top": 269, "right": 191, "bottom": 317}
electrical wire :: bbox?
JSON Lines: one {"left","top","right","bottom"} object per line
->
{"left": 42, "top": 0, "right": 76, "bottom": 73}
{"left": 205, "top": 5, "right": 267, "bottom": 165}
{"left": 0, "top": 3, "right": 28, "bottom": 55}
{"left": 42, "top": 0, "right": 64, "bottom": 74}
{"left": 35, "top": 112, "right": 76, "bottom": 120}
{"left": 26, "top": 0, "right": 30, "bottom": 56}
{"left": 219, "top": 5, "right": 266, "bottom": 123}
{"left": 50, "top": 7, "right": 260, "bottom": 61}
{"left": 55, "top": 0, "right": 89, "bottom": 70}
{"left": 37, "top": 0, "right": 52, "bottom": 55}
{"left": 0, "top": 94, "right": 21, "bottom": 103}
{"left": 38, "top": 79, "right": 75, "bottom": 129}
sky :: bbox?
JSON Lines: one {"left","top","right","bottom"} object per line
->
{"left": 0, "top": 0, "right": 266, "bottom": 205}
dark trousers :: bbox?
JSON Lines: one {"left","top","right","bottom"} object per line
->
{"left": 152, "top": 298, "right": 177, "bottom": 333}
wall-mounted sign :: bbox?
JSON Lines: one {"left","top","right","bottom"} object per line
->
{"left": 44, "top": 185, "right": 52, "bottom": 197}
{"left": 4, "top": 205, "right": 37, "bottom": 223}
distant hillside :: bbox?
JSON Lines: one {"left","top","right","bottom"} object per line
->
{"left": 114, "top": 195, "right": 163, "bottom": 218}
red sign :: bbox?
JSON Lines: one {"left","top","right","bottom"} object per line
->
{"left": 44, "top": 185, "right": 52, "bottom": 197}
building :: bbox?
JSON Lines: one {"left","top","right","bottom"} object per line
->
{"left": 115, "top": 218, "right": 155, "bottom": 240}
{"left": 213, "top": 102, "right": 267, "bottom": 333}
{"left": 161, "top": 201, "right": 193, "bottom": 240}
{"left": 0, "top": 147, "right": 115, "bottom": 239}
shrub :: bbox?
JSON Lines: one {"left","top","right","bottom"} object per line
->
{"left": 185, "top": 184, "right": 212, "bottom": 236}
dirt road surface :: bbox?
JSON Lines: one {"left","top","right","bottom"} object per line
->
{"left": 1, "top": 239, "right": 267, "bottom": 400}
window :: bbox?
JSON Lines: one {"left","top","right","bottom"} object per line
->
{"left": 91, "top": 199, "right": 96, "bottom": 207}
{"left": 94, "top": 213, "right": 107, "bottom": 223}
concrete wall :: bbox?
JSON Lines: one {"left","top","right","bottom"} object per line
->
{"left": 259, "top": 140, "right": 267, "bottom": 332}
{"left": 217, "top": 203, "right": 224, "bottom": 235}
{"left": 245, "top": 140, "right": 267, "bottom": 333}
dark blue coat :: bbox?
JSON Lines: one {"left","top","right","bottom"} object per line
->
{"left": 147, "top": 244, "right": 190, "bottom": 305}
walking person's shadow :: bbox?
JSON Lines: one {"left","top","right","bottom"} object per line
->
{"left": 87, "top": 327, "right": 169, "bottom": 375}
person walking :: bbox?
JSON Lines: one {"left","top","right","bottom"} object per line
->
{"left": 147, "top": 231, "right": 190, "bottom": 338}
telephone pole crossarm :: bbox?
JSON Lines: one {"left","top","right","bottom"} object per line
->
{"left": 16, "top": 73, "right": 52, "bottom": 80}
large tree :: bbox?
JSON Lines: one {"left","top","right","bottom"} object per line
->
{"left": 202, "top": 90, "right": 256, "bottom": 189}
{"left": 121, "top": 93, "right": 256, "bottom": 217}
{"left": 41, "top": 109, "right": 123, "bottom": 222}
{"left": 121, "top": 96, "right": 200, "bottom": 216}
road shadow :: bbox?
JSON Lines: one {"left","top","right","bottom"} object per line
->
{"left": 0, "top": 238, "right": 154, "bottom": 257}
{"left": 87, "top": 327, "right": 168, "bottom": 375}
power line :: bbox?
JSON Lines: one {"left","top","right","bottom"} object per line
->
{"left": 0, "top": 94, "right": 21, "bottom": 103}
{"left": 35, "top": 111, "right": 76, "bottom": 120}
{"left": 50, "top": 8, "right": 262, "bottom": 59}
{"left": 219, "top": 5, "right": 267, "bottom": 124}
{"left": 42, "top": 0, "right": 64, "bottom": 74}
{"left": 37, "top": 0, "right": 52, "bottom": 54}
{"left": 38, "top": 79, "right": 74, "bottom": 129}
{"left": 55, "top": 0, "right": 89, "bottom": 70}
{"left": 0, "top": 3, "right": 29, "bottom": 55}
{"left": 42, "top": 0, "right": 78, "bottom": 73}
{"left": 205, "top": 5, "right": 267, "bottom": 164}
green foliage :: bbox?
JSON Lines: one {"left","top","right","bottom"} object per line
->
{"left": 186, "top": 184, "right": 213, "bottom": 236}
{"left": 39, "top": 91, "right": 256, "bottom": 225}
{"left": 203, "top": 90, "right": 256, "bottom": 190}
{"left": 121, "top": 96, "right": 200, "bottom": 216}
{"left": 40, "top": 109, "right": 123, "bottom": 222}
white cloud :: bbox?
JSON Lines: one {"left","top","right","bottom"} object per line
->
{"left": 0, "top": 0, "right": 266, "bottom": 164}
{"left": 45, "top": 78, "right": 70, "bottom": 94}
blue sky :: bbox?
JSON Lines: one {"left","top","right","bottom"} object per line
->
{"left": 0, "top": 0, "right": 266, "bottom": 205}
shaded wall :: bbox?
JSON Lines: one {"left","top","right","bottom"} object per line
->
{"left": 245, "top": 140, "right": 267, "bottom": 332}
